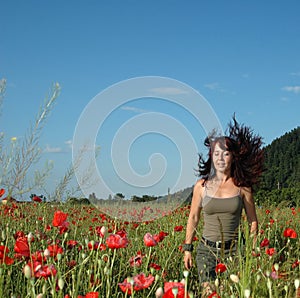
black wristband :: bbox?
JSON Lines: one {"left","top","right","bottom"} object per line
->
{"left": 183, "top": 243, "right": 194, "bottom": 252}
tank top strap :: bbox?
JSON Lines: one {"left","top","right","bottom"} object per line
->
{"left": 200, "top": 181, "right": 208, "bottom": 208}
{"left": 237, "top": 187, "right": 241, "bottom": 196}
{"left": 204, "top": 181, "right": 208, "bottom": 197}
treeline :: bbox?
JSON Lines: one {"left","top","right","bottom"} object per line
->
{"left": 255, "top": 126, "right": 300, "bottom": 206}
{"left": 131, "top": 195, "right": 158, "bottom": 202}
{"left": 260, "top": 127, "right": 300, "bottom": 190}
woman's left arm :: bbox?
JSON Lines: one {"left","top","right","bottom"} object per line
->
{"left": 242, "top": 187, "right": 258, "bottom": 248}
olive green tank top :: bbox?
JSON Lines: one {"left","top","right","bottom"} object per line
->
{"left": 201, "top": 192, "right": 244, "bottom": 242}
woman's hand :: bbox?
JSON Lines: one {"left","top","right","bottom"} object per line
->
{"left": 184, "top": 251, "right": 193, "bottom": 270}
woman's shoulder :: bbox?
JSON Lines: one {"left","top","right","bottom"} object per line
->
{"left": 240, "top": 186, "right": 253, "bottom": 200}
{"left": 193, "top": 179, "right": 206, "bottom": 196}
{"left": 194, "top": 178, "right": 206, "bottom": 188}
{"left": 191, "top": 179, "right": 206, "bottom": 205}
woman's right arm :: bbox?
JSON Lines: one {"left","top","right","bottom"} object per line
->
{"left": 183, "top": 179, "right": 204, "bottom": 270}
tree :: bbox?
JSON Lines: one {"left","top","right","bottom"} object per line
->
{"left": 114, "top": 193, "right": 125, "bottom": 200}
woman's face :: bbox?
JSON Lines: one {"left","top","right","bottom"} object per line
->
{"left": 212, "top": 142, "right": 233, "bottom": 174}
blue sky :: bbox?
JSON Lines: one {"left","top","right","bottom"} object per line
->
{"left": 1, "top": 1, "right": 299, "bottom": 199}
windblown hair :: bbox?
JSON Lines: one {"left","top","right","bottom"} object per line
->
{"left": 197, "top": 116, "right": 264, "bottom": 187}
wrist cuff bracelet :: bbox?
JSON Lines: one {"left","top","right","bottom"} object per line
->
{"left": 183, "top": 243, "right": 194, "bottom": 252}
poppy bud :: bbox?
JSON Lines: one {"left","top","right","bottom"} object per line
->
{"left": 244, "top": 289, "right": 251, "bottom": 298}
{"left": 24, "top": 265, "right": 32, "bottom": 279}
{"left": 58, "top": 278, "right": 64, "bottom": 290}
{"left": 44, "top": 248, "right": 50, "bottom": 258}
{"left": 172, "top": 287, "right": 178, "bottom": 296}
{"left": 295, "top": 279, "right": 300, "bottom": 289}
{"left": 100, "top": 226, "right": 107, "bottom": 237}
{"left": 155, "top": 287, "right": 163, "bottom": 298}
{"left": 230, "top": 274, "right": 239, "bottom": 283}
{"left": 27, "top": 232, "right": 34, "bottom": 242}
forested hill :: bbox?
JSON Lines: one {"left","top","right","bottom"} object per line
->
{"left": 260, "top": 126, "right": 300, "bottom": 190}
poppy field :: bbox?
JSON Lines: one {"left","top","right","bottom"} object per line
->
{"left": 0, "top": 192, "right": 299, "bottom": 298}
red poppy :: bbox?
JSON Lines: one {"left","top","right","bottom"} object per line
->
{"left": 260, "top": 238, "right": 270, "bottom": 248}
{"left": 144, "top": 233, "right": 158, "bottom": 247}
{"left": 14, "top": 230, "right": 25, "bottom": 240}
{"left": 265, "top": 209, "right": 271, "bottom": 214}
{"left": 131, "top": 223, "right": 139, "bottom": 229}
{"left": 150, "top": 262, "right": 161, "bottom": 270}
{"left": 67, "top": 240, "right": 78, "bottom": 249}
{"left": 31, "top": 250, "right": 46, "bottom": 262}
{"left": 0, "top": 245, "right": 14, "bottom": 265}
{"left": 208, "top": 292, "right": 221, "bottom": 298}
{"left": 0, "top": 188, "right": 5, "bottom": 198}
{"left": 52, "top": 211, "right": 68, "bottom": 227}
{"left": 52, "top": 210, "right": 70, "bottom": 234}
{"left": 118, "top": 278, "right": 133, "bottom": 295}
{"left": 58, "top": 224, "right": 69, "bottom": 234}
{"left": 95, "top": 226, "right": 106, "bottom": 238}
{"left": 14, "top": 236, "right": 30, "bottom": 258}
{"left": 67, "top": 260, "right": 77, "bottom": 268}
{"left": 163, "top": 281, "right": 190, "bottom": 298}
{"left": 106, "top": 233, "right": 128, "bottom": 249}
{"left": 215, "top": 263, "right": 227, "bottom": 274}
{"left": 129, "top": 251, "right": 145, "bottom": 267}
{"left": 85, "top": 292, "right": 99, "bottom": 298}
{"left": 32, "top": 195, "right": 42, "bottom": 203}
{"left": 27, "top": 261, "right": 57, "bottom": 279}
{"left": 283, "top": 228, "right": 297, "bottom": 239}
{"left": 266, "top": 247, "right": 276, "bottom": 256}
{"left": 116, "top": 229, "right": 127, "bottom": 238}
{"left": 47, "top": 244, "right": 64, "bottom": 257}
{"left": 292, "top": 259, "right": 299, "bottom": 269}
{"left": 153, "top": 231, "right": 169, "bottom": 242}
{"left": 118, "top": 273, "right": 155, "bottom": 295}
{"left": 88, "top": 241, "right": 106, "bottom": 251}
{"left": 174, "top": 225, "right": 184, "bottom": 232}
{"left": 133, "top": 273, "right": 155, "bottom": 290}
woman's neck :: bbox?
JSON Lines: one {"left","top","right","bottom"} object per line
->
{"left": 213, "top": 173, "right": 231, "bottom": 183}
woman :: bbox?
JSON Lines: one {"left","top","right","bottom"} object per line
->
{"left": 183, "top": 116, "right": 264, "bottom": 295}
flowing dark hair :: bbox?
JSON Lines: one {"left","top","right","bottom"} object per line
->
{"left": 197, "top": 116, "right": 264, "bottom": 187}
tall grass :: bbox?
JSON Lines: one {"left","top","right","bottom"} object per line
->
{"left": 0, "top": 79, "right": 60, "bottom": 199}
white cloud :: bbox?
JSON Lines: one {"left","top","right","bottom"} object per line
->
{"left": 65, "top": 139, "right": 72, "bottom": 148}
{"left": 282, "top": 86, "right": 300, "bottom": 94}
{"left": 120, "top": 106, "right": 148, "bottom": 113}
{"left": 150, "top": 87, "right": 189, "bottom": 95}
{"left": 204, "top": 82, "right": 220, "bottom": 90}
{"left": 204, "top": 82, "right": 229, "bottom": 93}
{"left": 44, "top": 144, "right": 63, "bottom": 153}
{"left": 289, "top": 72, "right": 300, "bottom": 76}
{"left": 280, "top": 97, "right": 289, "bottom": 102}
